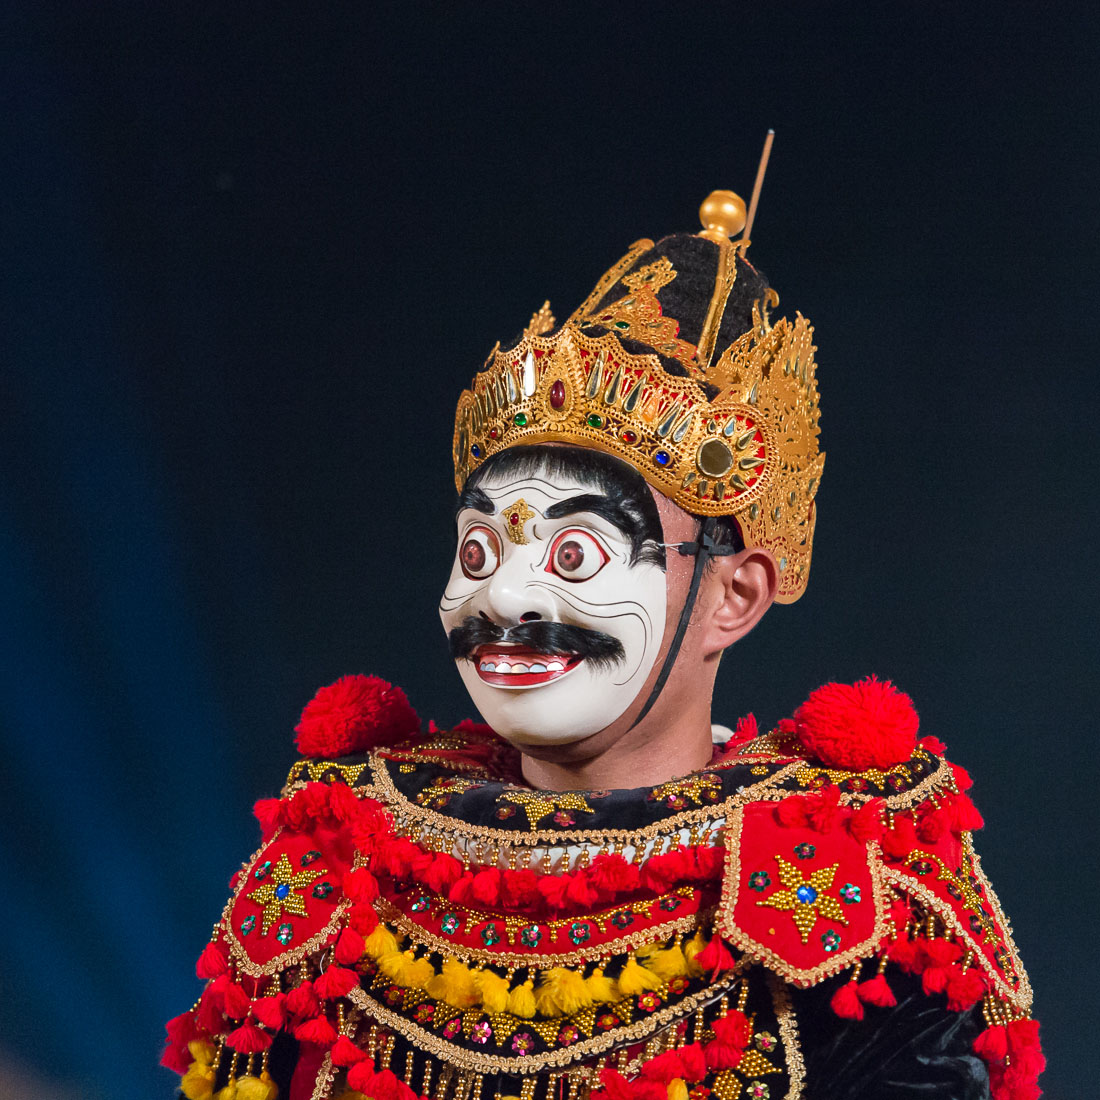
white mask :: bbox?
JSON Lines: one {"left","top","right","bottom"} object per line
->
{"left": 439, "top": 471, "right": 667, "bottom": 746}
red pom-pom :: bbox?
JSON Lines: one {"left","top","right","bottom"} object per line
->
{"left": 160, "top": 1041, "right": 192, "bottom": 1075}
{"left": 732, "top": 713, "right": 759, "bottom": 744}
{"left": 472, "top": 867, "right": 504, "bottom": 906}
{"left": 253, "top": 797, "right": 283, "bottom": 835}
{"left": 285, "top": 980, "right": 320, "bottom": 1019}
{"left": 314, "top": 964, "right": 359, "bottom": 999}
{"left": 946, "top": 968, "right": 987, "bottom": 1011}
{"left": 794, "top": 677, "right": 919, "bottom": 770}
{"left": 775, "top": 797, "right": 811, "bottom": 828}
{"left": 448, "top": 872, "right": 477, "bottom": 905}
{"left": 227, "top": 1020, "right": 272, "bottom": 1053}
{"left": 196, "top": 940, "right": 229, "bottom": 980}
{"left": 423, "top": 852, "right": 463, "bottom": 893}
{"left": 221, "top": 982, "right": 251, "bottom": 1021}
{"left": 331, "top": 1035, "right": 369, "bottom": 1066}
{"left": 537, "top": 874, "right": 571, "bottom": 909}
{"left": 347, "top": 1063, "right": 378, "bottom": 1092}
{"left": 641, "top": 1049, "right": 685, "bottom": 1083}
{"left": 295, "top": 674, "right": 419, "bottom": 758}
{"left": 950, "top": 792, "right": 985, "bottom": 832}
{"left": 919, "top": 735, "right": 947, "bottom": 754}
{"left": 588, "top": 853, "right": 640, "bottom": 897}
{"left": 848, "top": 798, "right": 884, "bottom": 844}
{"left": 335, "top": 927, "right": 365, "bottom": 966}
{"left": 882, "top": 814, "right": 919, "bottom": 859}
{"left": 349, "top": 901, "right": 380, "bottom": 935}
{"left": 678, "top": 1043, "right": 707, "bottom": 1082}
{"left": 503, "top": 868, "right": 540, "bottom": 907}
{"left": 343, "top": 867, "right": 379, "bottom": 904}
{"left": 830, "top": 980, "right": 864, "bottom": 1019}
{"left": 295, "top": 1014, "right": 338, "bottom": 1045}
{"left": 596, "top": 1068, "right": 634, "bottom": 1100}
{"left": 695, "top": 936, "right": 736, "bottom": 974}
{"left": 973, "top": 1024, "right": 1009, "bottom": 1062}
{"left": 858, "top": 972, "right": 897, "bottom": 1007}
{"left": 250, "top": 994, "right": 286, "bottom": 1030}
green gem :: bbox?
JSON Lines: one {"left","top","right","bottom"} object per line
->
{"left": 441, "top": 913, "right": 461, "bottom": 934}
{"left": 300, "top": 850, "right": 321, "bottom": 867}
{"left": 411, "top": 895, "right": 430, "bottom": 912}
{"left": 514, "top": 413, "right": 528, "bottom": 427}
{"left": 312, "top": 880, "right": 334, "bottom": 899}
{"left": 586, "top": 414, "right": 604, "bottom": 429}
{"left": 276, "top": 922, "right": 293, "bottom": 945}
{"left": 253, "top": 860, "right": 272, "bottom": 880}
{"left": 520, "top": 924, "right": 542, "bottom": 947}
{"left": 481, "top": 922, "right": 501, "bottom": 946}
{"left": 239, "top": 915, "right": 255, "bottom": 936}
{"left": 614, "top": 321, "right": 630, "bottom": 330}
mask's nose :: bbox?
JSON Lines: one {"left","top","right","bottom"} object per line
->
{"left": 483, "top": 556, "right": 557, "bottom": 626}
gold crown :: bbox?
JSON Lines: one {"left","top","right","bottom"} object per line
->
{"left": 451, "top": 192, "right": 824, "bottom": 603}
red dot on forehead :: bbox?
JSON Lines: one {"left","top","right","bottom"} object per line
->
{"left": 510, "top": 513, "right": 519, "bottom": 524}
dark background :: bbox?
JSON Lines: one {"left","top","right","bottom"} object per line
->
{"left": 2, "top": 4, "right": 1095, "bottom": 1097}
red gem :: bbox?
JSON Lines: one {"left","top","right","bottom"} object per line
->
{"left": 510, "top": 513, "right": 519, "bottom": 525}
{"left": 489, "top": 428, "right": 499, "bottom": 439}
{"left": 549, "top": 380, "right": 566, "bottom": 409}
{"left": 621, "top": 430, "right": 637, "bottom": 444}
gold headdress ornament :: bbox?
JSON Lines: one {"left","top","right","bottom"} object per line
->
{"left": 452, "top": 183, "right": 823, "bottom": 603}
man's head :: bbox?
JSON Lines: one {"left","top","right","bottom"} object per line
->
{"left": 439, "top": 446, "right": 777, "bottom": 757}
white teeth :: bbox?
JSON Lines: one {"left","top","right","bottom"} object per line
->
{"left": 480, "top": 661, "right": 496, "bottom": 672}
{"left": 529, "top": 663, "right": 547, "bottom": 673}
{"left": 511, "top": 663, "right": 530, "bottom": 674}
{"left": 547, "top": 660, "right": 565, "bottom": 672}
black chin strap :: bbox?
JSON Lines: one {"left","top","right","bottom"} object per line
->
{"left": 627, "top": 516, "right": 738, "bottom": 732}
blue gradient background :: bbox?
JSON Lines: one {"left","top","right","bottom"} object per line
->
{"left": 2, "top": 5, "right": 1094, "bottom": 1097}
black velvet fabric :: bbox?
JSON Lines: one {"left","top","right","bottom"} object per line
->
{"left": 794, "top": 969, "right": 991, "bottom": 1100}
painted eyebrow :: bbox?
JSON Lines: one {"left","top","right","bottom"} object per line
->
{"left": 542, "top": 494, "right": 638, "bottom": 540}
{"left": 454, "top": 484, "right": 495, "bottom": 517}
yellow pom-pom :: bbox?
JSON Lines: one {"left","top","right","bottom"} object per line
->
{"left": 236, "top": 1073, "right": 279, "bottom": 1100}
{"left": 364, "top": 924, "right": 399, "bottom": 958}
{"left": 617, "top": 955, "right": 660, "bottom": 996}
{"left": 476, "top": 969, "right": 511, "bottom": 1013}
{"left": 508, "top": 979, "right": 537, "bottom": 1018}
{"left": 181, "top": 1065, "right": 216, "bottom": 1100}
{"left": 683, "top": 931, "right": 707, "bottom": 977}
{"left": 667, "top": 1078, "right": 689, "bottom": 1100}
{"left": 378, "top": 948, "right": 412, "bottom": 983}
{"left": 536, "top": 967, "right": 592, "bottom": 1016}
{"left": 214, "top": 1080, "right": 239, "bottom": 1100}
{"left": 334, "top": 1092, "right": 367, "bottom": 1100}
{"left": 585, "top": 967, "right": 618, "bottom": 1003}
{"left": 404, "top": 956, "right": 435, "bottom": 988}
{"left": 639, "top": 942, "right": 688, "bottom": 981}
{"left": 426, "top": 957, "right": 479, "bottom": 1007}
{"left": 188, "top": 1040, "right": 216, "bottom": 1067}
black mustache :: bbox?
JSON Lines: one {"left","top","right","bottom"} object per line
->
{"left": 447, "top": 616, "right": 626, "bottom": 671}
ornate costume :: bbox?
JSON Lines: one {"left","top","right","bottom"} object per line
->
{"left": 165, "top": 180, "right": 1042, "bottom": 1100}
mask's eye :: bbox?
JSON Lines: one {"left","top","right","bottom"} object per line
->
{"left": 459, "top": 525, "right": 501, "bottom": 579}
{"left": 546, "top": 529, "right": 609, "bottom": 582}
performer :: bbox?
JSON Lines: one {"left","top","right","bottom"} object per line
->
{"left": 164, "top": 184, "right": 1042, "bottom": 1100}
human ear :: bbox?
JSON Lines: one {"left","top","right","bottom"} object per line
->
{"left": 699, "top": 547, "right": 779, "bottom": 656}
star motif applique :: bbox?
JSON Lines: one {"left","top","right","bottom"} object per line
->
{"left": 498, "top": 789, "right": 593, "bottom": 829}
{"left": 755, "top": 854, "right": 848, "bottom": 943}
{"left": 248, "top": 852, "right": 326, "bottom": 935}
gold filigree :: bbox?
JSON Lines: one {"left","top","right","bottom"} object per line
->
{"left": 500, "top": 498, "right": 536, "bottom": 546}
{"left": 525, "top": 301, "right": 556, "bottom": 339}
{"left": 453, "top": 312, "right": 821, "bottom": 603}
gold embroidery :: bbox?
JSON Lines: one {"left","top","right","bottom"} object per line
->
{"left": 498, "top": 790, "right": 595, "bottom": 829}
{"left": 755, "top": 857, "right": 847, "bottom": 944}
{"left": 248, "top": 852, "right": 326, "bottom": 935}
{"left": 769, "top": 973, "right": 805, "bottom": 1100}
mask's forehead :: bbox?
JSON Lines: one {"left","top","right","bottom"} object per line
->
{"left": 468, "top": 470, "right": 605, "bottom": 517}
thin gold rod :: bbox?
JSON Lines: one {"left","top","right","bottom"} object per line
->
{"left": 743, "top": 129, "right": 774, "bottom": 242}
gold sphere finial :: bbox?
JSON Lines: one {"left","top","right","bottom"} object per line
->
{"left": 698, "top": 190, "right": 747, "bottom": 243}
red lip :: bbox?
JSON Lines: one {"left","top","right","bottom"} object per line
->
{"left": 471, "top": 644, "right": 582, "bottom": 687}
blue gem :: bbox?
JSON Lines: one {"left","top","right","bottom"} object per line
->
{"left": 471, "top": 444, "right": 482, "bottom": 458}
{"left": 275, "top": 883, "right": 290, "bottom": 899}
{"left": 796, "top": 885, "right": 818, "bottom": 904}
{"left": 654, "top": 450, "right": 671, "bottom": 466}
